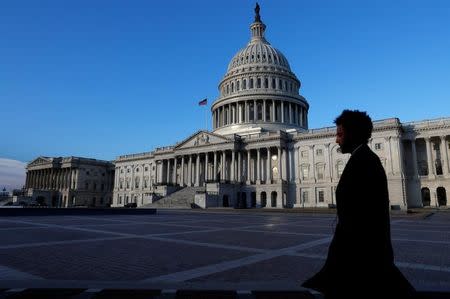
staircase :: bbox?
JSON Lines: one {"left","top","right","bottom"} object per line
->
{"left": 144, "top": 186, "right": 205, "bottom": 208}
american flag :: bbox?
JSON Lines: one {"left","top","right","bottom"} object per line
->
{"left": 198, "top": 98, "right": 207, "bottom": 106}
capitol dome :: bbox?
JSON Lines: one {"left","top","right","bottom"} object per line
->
{"left": 212, "top": 4, "right": 309, "bottom": 136}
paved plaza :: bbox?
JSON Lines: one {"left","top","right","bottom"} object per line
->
{"left": 0, "top": 209, "right": 449, "bottom": 293}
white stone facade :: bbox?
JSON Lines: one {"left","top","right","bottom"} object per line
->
{"left": 25, "top": 157, "right": 114, "bottom": 207}
{"left": 110, "top": 7, "right": 450, "bottom": 210}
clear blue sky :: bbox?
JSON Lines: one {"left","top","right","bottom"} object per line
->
{"left": 1, "top": 0, "right": 449, "bottom": 163}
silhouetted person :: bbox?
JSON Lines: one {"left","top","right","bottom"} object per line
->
{"left": 302, "top": 110, "right": 415, "bottom": 298}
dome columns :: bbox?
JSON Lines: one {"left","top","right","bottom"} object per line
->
{"left": 212, "top": 99, "right": 308, "bottom": 132}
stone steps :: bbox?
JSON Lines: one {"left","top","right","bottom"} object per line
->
{"left": 145, "top": 186, "right": 205, "bottom": 208}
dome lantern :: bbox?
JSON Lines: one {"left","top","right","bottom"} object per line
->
{"left": 250, "top": 3, "right": 267, "bottom": 44}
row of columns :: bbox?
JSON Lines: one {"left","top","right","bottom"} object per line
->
{"left": 213, "top": 100, "right": 307, "bottom": 129}
{"left": 409, "top": 136, "right": 449, "bottom": 177}
{"left": 155, "top": 147, "right": 289, "bottom": 187}
{"left": 26, "top": 168, "right": 76, "bottom": 190}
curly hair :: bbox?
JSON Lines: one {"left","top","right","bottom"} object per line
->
{"left": 334, "top": 110, "right": 373, "bottom": 144}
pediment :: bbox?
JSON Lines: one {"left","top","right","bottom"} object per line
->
{"left": 175, "top": 131, "right": 233, "bottom": 149}
{"left": 28, "top": 156, "right": 52, "bottom": 167}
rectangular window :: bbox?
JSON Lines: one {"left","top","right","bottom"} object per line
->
{"left": 301, "top": 150, "right": 308, "bottom": 158}
{"left": 375, "top": 143, "right": 382, "bottom": 150}
{"left": 318, "top": 190, "right": 325, "bottom": 203}
{"left": 316, "top": 149, "right": 323, "bottom": 156}
{"left": 301, "top": 165, "right": 309, "bottom": 180}
{"left": 317, "top": 165, "right": 324, "bottom": 180}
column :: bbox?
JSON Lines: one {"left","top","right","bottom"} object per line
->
{"left": 213, "top": 151, "right": 217, "bottom": 181}
{"left": 285, "top": 147, "right": 290, "bottom": 182}
{"left": 425, "top": 137, "right": 434, "bottom": 177}
{"left": 277, "top": 147, "right": 282, "bottom": 182}
{"left": 253, "top": 100, "right": 257, "bottom": 121}
{"left": 166, "top": 160, "right": 170, "bottom": 184}
{"left": 227, "top": 104, "right": 231, "bottom": 125}
{"left": 195, "top": 154, "right": 200, "bottom": 186}
{"left": 310, "top": 145, "right": 316, "bottom": 180}
{"left": 172, "top": 158, "right": 177, "bottom": 185}
{"left": 68, "top": 168, "right": 73, "bottom": 190}
{"left": 266, "top": 147, "right": 271, "bottom": 183}
{"left": 155, "top": 162, "right": 159, "bottom": 184}
{"left": 188, "top": 155, "right": 192, "bottom": 186}
{"left": 272, "top": 100, "right": 276, "bottom": 122}
{"left": 181, "top": 156, "right": 185, "bottom": 186}
{"left": 289, "top": 102, "right": 292, "bottom": 124}
{"left": 297, "top": 106, "right": 301, "bottom": 126}
{"left": 245, "top": 101, "right": 248, "bottom": 122}
{"left": 256, "top": 148, "right": 261, "bottom": 184}
{"left": 440, "top": 136, "right": 449, "bottom": 175}
{"left": 231, "top": 151, "right": 235, "bottom": 182}
{"left": 386, "top": 137, "right": 394, "bottom": 175}
{"left": 281, "top": 101, "right": 284, "bottom": 123}
{"left": 237, "top": 151, "right": 242, "bottom": 183}
{"left": 411, "top": 139, "right": 419, "bottom": 178}
{"left": 222, "top": 151, "right": 226, "bottom": 181}
{"left": 247, "top": 150, "right": 251, "bottom": 184}
{"left": 205, "top": 153, "right": 209, "bottom": 182}
{"left": 325, "top": 143, "right": 332, "bottom": 180}
{"left": 263, "top": 100, "right": 267, "bottom": 122}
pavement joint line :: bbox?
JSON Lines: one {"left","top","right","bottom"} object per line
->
{"left": 229, "top": 228, "right": 331, "bottom": 237}
{"left": 0, "top": 265, "right": 45, "bottom": 280}
{"left": 144, "top": 236, "right": 268, "bottom": 253}
{"left": 0, "top": 220, "right": 276, "bottom": 250}
{"left": 392, "top": 228, "right": 450, "bottom": 234}
{"left": 1, "top": 217, "right": 446, "bottom": 251}
{"left": 0, "top": 236, "right": 132, "bottom": 250}
{"left": 395, "top": 262, "right": 450, "bottom": 273}
{"left": 0, "top": 226, "right": 47, "bottom": 231}
{"left": 290, "top": 253, "right": 450, "bottom": 274}
{"left": 392, "top": 237, "right": 450, "bottom": 245}
{"left": 294, "top": 252, "right": 450, "bottom": 273}
{"left": 142, "top": 237, "right": 332, "bottom": 283}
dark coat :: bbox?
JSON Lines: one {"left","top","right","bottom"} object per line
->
{"left": 302, "top": 144, "right": 415, "bottom": 298}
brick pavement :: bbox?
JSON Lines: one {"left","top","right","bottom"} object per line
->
{"left": 0, "top": 209, "right": 448, "bottom": 293}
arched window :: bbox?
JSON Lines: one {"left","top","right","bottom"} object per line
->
{"left": 278, "top": 79, "right": 282, "bottom": 90}
{"left": 231, "top": 82, "right": 234, "bottom": 92}
{"left": 236, "top": 80, "right": 240, "bottom": 91}
{"left": 272, "top": 78, "right": 276, "bottom": 89}
{"left": 226, "top": 85, "right": 229, "bottom": 94}
{"left": 421, "top": 188, "right": 430, "bottom": 206}
{"left": 250, "top": 78, "right": 254, "bottom": 89}
{"left": 257, "top": 78, "right": 261, "bottom": 88}
{"left": 243, "top": 79, "right": 247, "bottom": 89}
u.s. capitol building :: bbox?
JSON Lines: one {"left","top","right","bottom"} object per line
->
{"left": 25, "top": 6, "right": 449, "bottom": 209}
